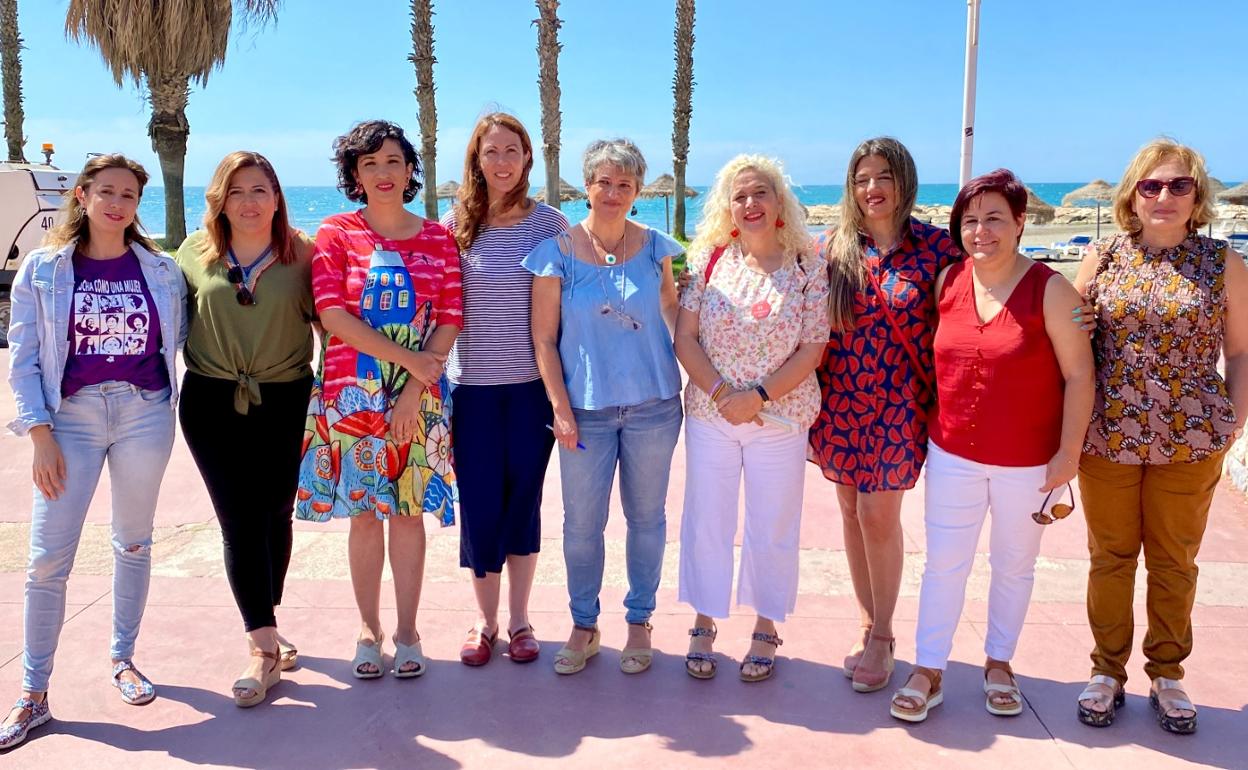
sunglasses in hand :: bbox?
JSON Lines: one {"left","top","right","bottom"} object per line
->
{"left": 1032, "top": 482, "right": 1076, "bottom": 526}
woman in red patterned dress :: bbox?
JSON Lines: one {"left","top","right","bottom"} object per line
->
{"left": 808, "top": 138, "right": 961, "bottom": 693}
{"left": 295, "top": 121, "right": 462, "bottom": 681}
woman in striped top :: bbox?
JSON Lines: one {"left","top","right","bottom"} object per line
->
{"left": 442, "top": 113, "right": 569, "bottom": 666}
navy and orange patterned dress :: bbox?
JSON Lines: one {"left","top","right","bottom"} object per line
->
{"left": 808, "top": 218, "right": 962, "bottom": 492}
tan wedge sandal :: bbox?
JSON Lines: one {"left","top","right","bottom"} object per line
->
{"left": 233, "top": 648, "right": 281, "bottom": 708}
{"left": 890, "top": 666, "right": 944, "bottom": 723}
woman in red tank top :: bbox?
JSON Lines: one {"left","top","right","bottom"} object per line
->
{"left": 889, "top": 170, "right": 1094, "bottom": 724}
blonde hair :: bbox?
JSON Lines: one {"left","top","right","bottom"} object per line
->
{"left": 1113, "top": 137, "right": 1217, "bottom": 237}
{"left": 827, "top": 138, "right": 918, "bottom": 332}
{"left": 689, "top": 154, "right": 810, "bottom": 263}
{"left": 201, "top": 151, "right": 297, "bottom": 268}
{"left": 45, "top": 153, "right": 158, "bottom": 253}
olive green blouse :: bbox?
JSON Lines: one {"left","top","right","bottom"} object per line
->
{"left": 176, "top": 229, "right": 315, "bottom": 414}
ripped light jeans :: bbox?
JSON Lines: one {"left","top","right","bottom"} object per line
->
{"left": 22, "top": 382, "right": 175, "bottom": 692}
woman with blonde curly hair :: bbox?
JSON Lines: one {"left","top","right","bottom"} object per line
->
{"left": 1071, "top": 138, "right": 1247, "bottom": 733}
{"left": 674, "top": 155, "right": 829, "bottom": 682}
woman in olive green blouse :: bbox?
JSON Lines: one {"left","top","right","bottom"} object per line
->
{"left": 175, "top": 151, "right": 315, "bottom": 708}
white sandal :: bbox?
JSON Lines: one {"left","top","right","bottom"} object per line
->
{"left": 890, "top": 667, "right": 943, "bottom": 723}
{"left": 984, "top": 660, "right": 1024, "bottom": 716}
{"left": 351, "top": 633, "right": 385, "bottom": 680}
{"left": 392, "top": 636, "right": 427, "bottom": 679}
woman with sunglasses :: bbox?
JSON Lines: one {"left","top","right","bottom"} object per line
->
{"left": 296, "top": 121, "right": 461, "bottom": 680}
{"left": 1071, "top": 139, "right": 1247, "bottom": 733}
{"left": 889, "top": 169, "right": 1093, "bottom": 723}
{"left": 2, "top": 154, "right": 185, "bottom": 749}
{"left": 525, "top": 138, "right": 683, "bottom": 676}
{"left": 175, "top": 151, "right": 315, "bottom": 707}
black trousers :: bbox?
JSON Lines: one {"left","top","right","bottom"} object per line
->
{"left": 451, "top": 379, "right": 555, "bottom": 578}
{"left": 179, "top": 371, "right": 313, "bottom": 631}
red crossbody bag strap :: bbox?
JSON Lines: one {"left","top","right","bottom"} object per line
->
{"left": 703, "top": 244, "right": 728, "bottom": 284}
{"left": 864, "top": 264, "right": 935, "bottom": 395}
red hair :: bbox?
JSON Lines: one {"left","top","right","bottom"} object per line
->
{"left": 950, "top": 169, "right": 1027, "bottom": 252}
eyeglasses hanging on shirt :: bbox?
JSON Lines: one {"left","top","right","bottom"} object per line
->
{"left": 226, "top": 245, "right": 273, "bottom": 306}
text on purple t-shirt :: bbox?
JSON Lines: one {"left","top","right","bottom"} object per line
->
{"left": 61, "top": 248, "right": 169, "bottom": 397}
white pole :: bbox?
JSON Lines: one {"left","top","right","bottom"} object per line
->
{"left": 959, "top": 0, "right": 982, "bottom": 188}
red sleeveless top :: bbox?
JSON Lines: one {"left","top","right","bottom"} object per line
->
{"left": 929, "top": 259, "right": 1064, "bottom": 466}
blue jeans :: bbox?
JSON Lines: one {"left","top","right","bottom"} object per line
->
{"left": 23, "top": 382, "right": 175, "bottom": 692}
{"left": 560, "top": 395, "right": 682, "bottom": 627}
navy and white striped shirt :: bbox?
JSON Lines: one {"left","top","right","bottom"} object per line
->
{"left": 442, "top": 202, "right": 570, "bottom": 385}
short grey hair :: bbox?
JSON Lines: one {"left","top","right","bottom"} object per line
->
{"left": 582, "top": 139, "right": 647, "bottom": 187}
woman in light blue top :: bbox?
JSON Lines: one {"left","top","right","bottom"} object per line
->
{"left": 525, "top": 138, "right": 683, "bottom": 676}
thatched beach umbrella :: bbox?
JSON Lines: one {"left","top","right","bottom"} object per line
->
{"left": 1062, "top": 179, "right": 1115, "bottom": 237}
{"left": 641, "top": 173, "right": 699, "bottom": 230}
{"left": 1208, "top": 176, "right": 1228, "bottom": 195}
{"left": 435, "top": 180, "right": 460, "bottom": 199}
{"left": 533, "top": 177, "right": 586, "bottom": 203}
{"left": 1024, "top": 187, "right": 1055, "bottom": 225}
{"left": 1218, "top": 182, "right": 1248, "bottom": 206}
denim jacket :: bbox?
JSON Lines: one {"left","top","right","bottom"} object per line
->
{"left": 6, "top": 239, "right": 188, "bottom": 435}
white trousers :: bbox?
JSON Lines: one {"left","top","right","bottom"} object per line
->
{"left": 915, "top": 441, "right": 1049, "bottom": 669}
{"left": 678, "top": 416, "right": 807, "bottom": 622}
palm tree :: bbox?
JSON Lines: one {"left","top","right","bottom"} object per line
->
{"left": 671, "top": 0, "right": 695, "bottom": 240}
{"left": 1, "top": 0, "right": 26, "bottom": 162}
{"left": 65, "top": 1, "right": 280, "bottom": 246}
{"left": 533, "top": 0, "right": 562, "bottom": 211}
{"left": 409, "top": 0, "right": 438, "bottom": 220}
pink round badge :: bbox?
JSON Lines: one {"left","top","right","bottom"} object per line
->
{"left": 751, "top": 300, "right": 772, "bottom": 320}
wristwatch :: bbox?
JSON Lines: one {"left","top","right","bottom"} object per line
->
{"left": 754, "top": 384, "right": 771, "bottom": 406}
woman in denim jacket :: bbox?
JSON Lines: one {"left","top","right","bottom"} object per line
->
{"left": 1, "top": 154, "right": 186, "bottom": 751}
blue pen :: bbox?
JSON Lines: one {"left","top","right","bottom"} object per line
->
{"left": 545, "top": 424, "right": 586, "bottom": 451}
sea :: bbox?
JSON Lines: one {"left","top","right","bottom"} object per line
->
{"left": 136, "top": 182, "right": 1093, "bottom": 239}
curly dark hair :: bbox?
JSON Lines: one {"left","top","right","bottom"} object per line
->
{"left": 332, "top": 120, "right": 423, "bottom": 204}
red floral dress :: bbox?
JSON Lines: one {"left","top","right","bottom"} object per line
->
{"left": 808, "top": 219, "right": 962, "bottom": 491}
{"left": 295, "top": 211, "right": 463, "bottom": 524}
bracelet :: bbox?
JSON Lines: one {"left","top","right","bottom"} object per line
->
{"left": 711, "top": 381, "right": 728, "bottom": 402}
{"left": 707, "top": 377, "right": 723, "bottom": 399}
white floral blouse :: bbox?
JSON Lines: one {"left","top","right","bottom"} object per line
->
{"left": 680, "top": 244, "right": 831, "bottom": 426}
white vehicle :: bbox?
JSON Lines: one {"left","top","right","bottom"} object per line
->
{"left": 0, "top": 159, "right": 73, "bottom": 346}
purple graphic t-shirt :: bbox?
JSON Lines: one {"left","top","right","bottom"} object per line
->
{"left": 61, "top": 249, "right": 169, "bottom": 397}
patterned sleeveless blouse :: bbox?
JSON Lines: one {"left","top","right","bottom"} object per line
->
{"left": 1084, "top": 233, "right": 1236, "bottom": 464}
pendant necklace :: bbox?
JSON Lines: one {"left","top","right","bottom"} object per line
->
{"left": 585, "top": 223, "right": 627, "bottom": 266}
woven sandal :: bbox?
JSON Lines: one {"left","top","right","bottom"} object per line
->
{"left": 890, "top": 666, "right": 944, "bottom": 723}
{"left": 276, "top": 636, "right": 299, "bottom": 671}
{"left": 620, "top": 621, "right": 654, "bottom": 675}
{"left": 739, "top": 631, "right": 783, "bottom": 683}
{"left": 111, "top": 660, "right": 156, "bottom": 705}
{"left": 554, "top": 626, "right": 601, "bottom": 675}
{"left": 0, "top": 696, "right": 52, "bottom": 750}
{"left": 1077, "top": 674, "right": 1124, "bottom": 727}
{"left": 686, "top": 623, "right": 718, "bottom": 680}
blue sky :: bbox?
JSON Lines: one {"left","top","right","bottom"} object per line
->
{"left": 11, "top": 0, "right": 1247, "bottom": 187}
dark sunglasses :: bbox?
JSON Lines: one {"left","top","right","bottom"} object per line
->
{"left": 1031, "top": 482, "right": 1075, "bottom": 525}
{"left": 226, "top": 266, "right": 255, "bottom": 306}
{"left": 1135, "top": 176, "right": 1195, "bottom": 199}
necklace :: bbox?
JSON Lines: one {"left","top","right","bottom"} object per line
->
{"left": 585, "top": 223, "right": 627, "bottom": 265}
{"left": 585, "top": 229, "right": 641, "bottom": 331}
